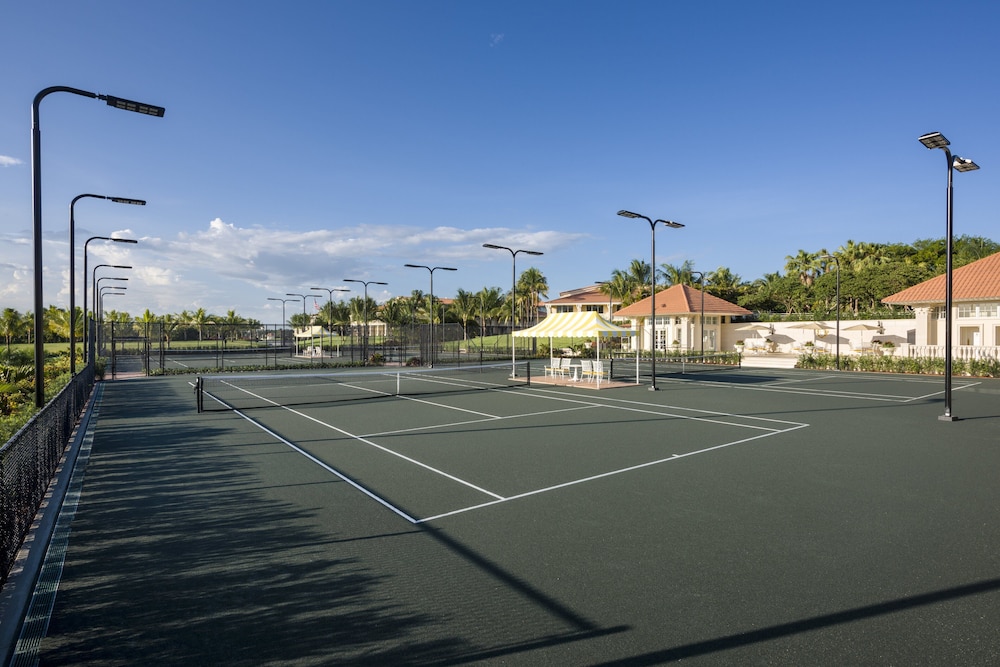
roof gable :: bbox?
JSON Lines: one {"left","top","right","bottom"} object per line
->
{"left": 613, "top": 284, "right": 751, "bottom": 318}
{"left": 883, "top": 252, "right": 1000, "bottom": 305}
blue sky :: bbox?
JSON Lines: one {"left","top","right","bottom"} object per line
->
{"left": 1, "top": 1, "right": 997, "bottom": 323}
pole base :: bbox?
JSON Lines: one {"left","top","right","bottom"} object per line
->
{"left": 648, "top": 385, "right": 659, "bottom": 392}
{"left": 938, "top": 414, "right": 958, "bottom": 422}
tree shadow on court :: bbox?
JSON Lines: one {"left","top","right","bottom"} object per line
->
{"left": 589, "top": 576, "right": 1000, "bottom": 666}
{"left": 36, "top": 378, "right": 624, "bottom": 665}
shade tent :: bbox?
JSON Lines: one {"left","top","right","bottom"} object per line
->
{"left": 512, "top": 311, "right": 637, "bottom": 386}
{"left": 512, "top": 311, "right": 635, "bottom": 339}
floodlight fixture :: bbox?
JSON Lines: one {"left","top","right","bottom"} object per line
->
{"left": 918, "top": 132, "right": 950, "bottom": 150}
{"left": 917, "top": 131, "right": 980, "bottom": 421}
{"left": 617, "top": 209, "right": 686, "bottom": 390}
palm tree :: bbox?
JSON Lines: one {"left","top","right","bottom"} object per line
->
{"left": 221, "top": 309, "right": 246, "bottom": 341}
{"left": 659, "top": 260, "right": 695, "bottom": 287}
{"left": 188, "top": 308, "right": 212, "bottom": 342}
{"left": 45, "top": 305, "right": 71, "bottom": 342}
{"left": 705, "top": 266, "right": 744, "bottom": 303}
{"left": 449, "top": 288, "right": 480, "bottom": 341}
{"left": 161, "top": 313, "right": 180, "bottom": 347}
{"left": 785, "top": 249, "right": 821, "bottom": 286}
{"left": 476, "top": 287, "right": 506, "bottom": 334}
{"left": 626, "top": 259, "right": 653, "bottom": 296}
{"left": 0, "top": 308, "right": 25, "bottom": 353}
{"left": 598, "top": 273, "right": 633, "bottom": 317}
{"left": 378, "top": 298, "right": 412, "bottom": 339}
{"left": 516, "top": 267, "right": 548, "bottom": 326}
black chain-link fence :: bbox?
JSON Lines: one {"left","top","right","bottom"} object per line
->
{"left": 95, "top": 321, "right": 540, "bottom": 375}
{"left": 0, "top": 364, "right": 94, "bottom": 586}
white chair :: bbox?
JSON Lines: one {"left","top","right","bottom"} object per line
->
{"left": 555, "top": 357, "right": 571, "bottom": 378}
{"left": 580, "top": 359, "right": 594, "bottom": 382}
{"left": 590, "top": 360, "right": 608, "bottom": 383}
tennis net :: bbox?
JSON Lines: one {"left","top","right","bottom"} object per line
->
{"left": 196, "top": 361, "right": 530, "bottom": 412}
{"left": 610, "top": 353, "right": 741, "bottom": 382}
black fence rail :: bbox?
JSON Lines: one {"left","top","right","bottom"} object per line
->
{"left": 0, "top": 365, "right": 94, "bottom": 586}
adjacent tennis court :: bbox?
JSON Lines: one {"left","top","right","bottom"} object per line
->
{"left": 9, "top": 363, "right": 1000, "bottom": 665}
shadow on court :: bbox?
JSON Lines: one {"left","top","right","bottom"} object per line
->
{"left": 10, "top": 370, "right": 1000, "bottom": 665}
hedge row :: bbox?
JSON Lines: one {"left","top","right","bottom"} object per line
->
{"left": 796, "top": 352, "right": 1000, "bottom": 377}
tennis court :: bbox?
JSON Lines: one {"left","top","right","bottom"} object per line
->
{"left": 7, "top": 362, "right": 1000, "bottom": 664}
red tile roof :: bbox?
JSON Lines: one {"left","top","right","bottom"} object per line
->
{"left": 882, "top": 252, "right": 1000, "bottom": 305}
{"left": 613, "top": 284, "right": 751, "bottom": 318}
{"left": 545, "top": 285, "right": 610, "bottom": 305}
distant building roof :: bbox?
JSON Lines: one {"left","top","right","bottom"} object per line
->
{"left": 882, "top": 251, "right": 1000, "bottom": 305}
{"left": 613, "top": 284, "right": 751, "bottom": 318}
{"left": 545, "top": 284, "right": 612, "bottom": 306}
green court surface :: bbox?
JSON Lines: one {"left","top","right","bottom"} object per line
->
{"left": 10, "top": 365, "right": 1000, "bottom": 665}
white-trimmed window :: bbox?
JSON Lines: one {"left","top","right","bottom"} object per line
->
{"left": 958, "top": 302, "right": 998, "bottom": 318}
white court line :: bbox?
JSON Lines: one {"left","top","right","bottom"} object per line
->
{"left": 211, "top": 383, "right": 506, "bottom": 501}
{"left": 905, "top": 381, "right": 982, "bottom": 403}
{"left": 519, "top": 386, "right": 807, "bottom": 428}
{"left": 417, "top": 422, "right": 810, "bottom": 523}
{"left": 362, "top": 405, "right": 593, "bottom": 438}
{"left": 208, "top": 375, "right": 811, "bottom": 525}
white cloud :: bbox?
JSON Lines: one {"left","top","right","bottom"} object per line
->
{"left": 0, "top": 155, "right": 24, "bottom": 167}
{"left": 0, "top": 216, "right": 587, "bottom": 321}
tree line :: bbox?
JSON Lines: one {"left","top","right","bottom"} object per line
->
{"left": 0, "top": 267, "right": 552, "bottom": 347}
{"left": 3, "top": 234, "right": 998, "bottom": 348}
{"left": 597, "top": 235, "right": 999, "bottom": 320}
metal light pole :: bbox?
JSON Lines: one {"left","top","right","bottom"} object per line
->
{"left": 92, "top": 268, "right": 131, "bottom": 327}
{"left": 404, "top": 264, "right": 457, "bottom": 367}
{"left": 918, "top": 132, "right": 979, "bottom": 422}
{"left": 690, "top": 271, "right": 706, "bottom": 358}
{"left": 311, "top": 286, "right": 351, "bottom": 359}
{"left": 95, "top": 276, "right": 128, "bottom": 351}
{"left": 99, "top": 289, "right": 126, "bottom": 340}
{"left": 83, "top": 262, "right": 135, "bottom": 360}
{"left": 32, "top": 85, "right": 164, "bottom": 406}
{"left": 820, "top": 254, "right": 841, "bottom": 370}
{"left": 343, "top": 279, "right": 387, "bottom": 364}
{"left": 617, "top": 210, "right": 684, "bottom": 391}
{"left": 84, "top": 237, "right": 136, "bottom": 363}
{"left": 267, "top": 297, "right": 299, "bottom": 351}
{"left": 483, "top": 244, "right": 543, "bottom": 377}
{"left": 69, "top": 195, "right": 144, "bottom": 374}
{"left": 286, "top": 293, "right": 323, "bottom": 356}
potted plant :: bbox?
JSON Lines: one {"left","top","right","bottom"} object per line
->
{"left": 734, "top": 340, "right": 745, "bottom": 353}
{"left": 803, "top": 341, "right": 815, "bottom": 354}
{"left": 881, "top": 340, "right": 896, "bottom": 356}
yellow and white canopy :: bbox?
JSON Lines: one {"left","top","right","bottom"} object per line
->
{"left": 511, "top": 311, "right": 635, "bottom": 339}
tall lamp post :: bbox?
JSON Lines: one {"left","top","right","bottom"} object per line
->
{"left": 404, "top": 264, "right": 457, "bottom": 367}
{"left": 286, "top": 292, "right": 323, "bottom": 356}
{"left": 89, "top": 264, "right": 132, "bottom": 360}
{"left": 267, "top": 297, "right": 299, "bottom": 352}
{"left": 311, "top": 286, "right": 351, "bottom": 360}
{"left": 820, "top": 254, "right": 841, "bottom": 370}
{"left": 690, "top": 271, "right": 706, "bottom": 358}
{"left": 84, "top": 236, "right": 136, "bottom": 362}
{"left": 617, "top": 210, "right": 684, "bottom": 391}
{"left": 70, "top": 195, "right": 144, "bottom": 374}
{"left": 99, "top": 289, "right": 126, "bottom": 353}
{"left": 482, "top": 244, "right": 544, "bottom": 377}
{"left": 343, "top": 279, "right": 387, "bottom": 364}
{"left": 32, "top": 85, "right": 164, "bottom": 406}
{"left": 94, "top": 275, "right": 128, "bottom": 353}
{"left": 918, "top": 132, "right": 979, "bottom": 422}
